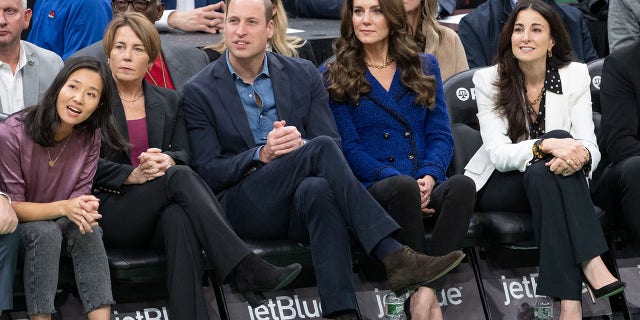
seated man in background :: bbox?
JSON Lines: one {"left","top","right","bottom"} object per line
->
{"left": 26, "top": 0, "right": 111, "bottom": 59}
{"left": 608, "top": 0, "right": 640, "bottom": 52}
{"left": 0, "top": 0, "right": 63, "bottom": 115}
{"left": 594, "top": 39, "right": 640, "bottom": 244}
{"left": 157, "top": 0, "right": 226, "bottom": 33}
{"left": 458, "top": 0, "right": 599, "bottom": 68}
{"left": 182, "top": 0, "right": 465, "bottom": 318}
{"left": 0, "top": 191, "right": 19, "bottom": 319}
{"left": 69, "top": 0, "right": 209, "bottom": 92}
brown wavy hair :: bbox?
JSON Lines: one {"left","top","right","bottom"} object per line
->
{"left": 325, "top": 0, "right": 435, "bottom": 108}
{"left": 494, "top": 0, "right": 573, "bottom": 142}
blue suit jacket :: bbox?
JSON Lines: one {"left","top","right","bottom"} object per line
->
{"left": 328, "top": 54, "right": 453, "bottom": 188}
{"left": 181, "top": 52, "right": 340, "bottom": 194}
{"left": 458, "top": 0, "right": 599, "bottom": 68}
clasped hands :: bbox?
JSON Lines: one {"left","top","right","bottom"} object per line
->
{"left": 542, "top": 138, "right": 590, "bottom": 176}
{"left": 417, "top": 175, "right": 436, "bottom": 216}
{"left": 259, "top": 120, "right": 305, "bottom": 163}
{"left": 126, "top": 148, "right": 176, "bottom": 184}
{"left": 64, "top": 195, "right": 101, "bottom": 234}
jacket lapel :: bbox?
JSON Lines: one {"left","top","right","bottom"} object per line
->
{"left": 22, "top": 44, "right": 39, "bottom": 108}
{"left": 269, "top": 54, "right": 293, "bottom": 123}
{"left": 110, "top": 83, "right": 132, "bottom": 163}
{"left": 143, "top": 81, "right": 166, "bottom": 149}
{"left": 213, "top": 60, "right": 256, "bottom": 148}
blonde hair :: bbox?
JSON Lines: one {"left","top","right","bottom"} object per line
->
{"left": 205, "top": 0, "right": 306, "bottom": 57}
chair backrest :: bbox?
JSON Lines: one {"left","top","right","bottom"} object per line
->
{"left": 443, "top": 68, "right": 480, "bottom": 129}
{"left": 443, "top": 68, "right": 483, "bottom": 176}
{"left": 587, "top": 58, "right": 604, "bottom": 113}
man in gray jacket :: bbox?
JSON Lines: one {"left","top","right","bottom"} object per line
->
{"left": 0, "top": 0, "right": 63, "bottom": 114}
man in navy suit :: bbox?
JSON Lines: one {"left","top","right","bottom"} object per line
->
{"left": 182, "top": 0, "right": 465, "bottom": 318}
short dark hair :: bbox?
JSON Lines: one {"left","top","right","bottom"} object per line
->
{"left": 22, "top": 56, "right": 127, "bottom": 151}
{"left": 225, "top": 0, "right": 273, "bottom": 23}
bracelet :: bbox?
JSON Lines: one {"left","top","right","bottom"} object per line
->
{"left": 532, "top": 139, "right": 547, "bottom": 159}
{"left": 0, "top": 191, "right": 11, "bottom": 205}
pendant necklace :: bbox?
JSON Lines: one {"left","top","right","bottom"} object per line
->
{"left": 47, "top": 136, "right": 70, "bottom": 167}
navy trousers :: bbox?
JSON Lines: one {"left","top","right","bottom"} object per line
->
{"left": 219, "top": 136, "right": 400, "bottom": 316}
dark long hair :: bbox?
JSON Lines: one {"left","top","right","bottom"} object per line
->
{"left": 326, "top": 0, "right": 436, "bottom": 108}
{"left": 22, "top": 56, "right": 128, "bottom": 151}
{"left": 494, "top": 0, "right": 574, "bottom": 142}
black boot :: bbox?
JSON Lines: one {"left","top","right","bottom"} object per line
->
{"left": 232, "top": 253, "right": 302, "bottom": 307}
{"left": 382, "top": 246, "right": 465, "bottom": 295}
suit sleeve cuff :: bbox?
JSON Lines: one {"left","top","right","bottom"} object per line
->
{"left": 156, "top": 10, "right": 175, "bottom": 32}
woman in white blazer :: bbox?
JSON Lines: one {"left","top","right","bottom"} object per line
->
{"left": 464, "top": 0, "right": 624, "bottom": 318}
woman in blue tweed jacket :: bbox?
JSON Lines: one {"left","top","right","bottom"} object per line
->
{"left": 323, "top": 0, "right": 475, "bottom": 317}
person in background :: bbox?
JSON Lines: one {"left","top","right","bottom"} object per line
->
{"left": 0, "top": 56, "right": 127, "bottom": 320}
{"left": 458, "top": 0, "right": 598, "bottom": 68}
{"left": 157, "top": 0, "right": 226, "bottom": 33}
{"left": 69, "top": 0, "right": 209, "bottom": 92}
{"left": 405, "top": 0, "right": 468, "bottom": 80}
{"left": 465, "top": 1, "right": 624, "bottom": 318}
{"left": 0, "top": 190, "right": 18, "bottom": 319}
{"left": 607, "top": 0, "right": 640, "bottom": 52}
{"left": 26, "top": 0, "right": 111, "bottom": 60}
{"left": 0, "top": 0, "right": 63, "bottom": 115}
{"left": 94, "top": 12, "right": 301, "bottom": 319}
{"left": 594, "top": 40, "right": 640, "bottom": 245}
{"left": 202, "top": 0, "right": 316, "bottom": 64}
{"left": 294, "top": 0, "right": 343, "bottom": 19}
{"left": 182, "top": 0, "right": 466, "bottom": 318}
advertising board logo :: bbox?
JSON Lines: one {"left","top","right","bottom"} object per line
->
{"left": 456, "top": 88, "right": 470, "bottom": 101}
{"left": 592, "top": 76, "right": 601, "bottom": 90}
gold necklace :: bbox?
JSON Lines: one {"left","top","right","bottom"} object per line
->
{"left": 366, "top": 57, "right": 394, "bottom": 69}
{"left": 47, "top": 136, "right": 70, "bottom": 167}
{"left": 146, "top": 55, "right": 168, "bottom": 88}
{"left": 119, "top": 89, "right": 144, "bottom": 103}
{"left": 527, "top": 87, "right": 545, "bottom": 105}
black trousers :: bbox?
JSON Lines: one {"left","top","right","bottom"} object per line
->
{"left": 593, "top": 156, "right": 640, "bottom": 241}
{"left": 367, "top": 175, "right": 476, "bottom": 257}
{"left": 99, "top": 165, "right": 252, "bottom": 320}
{"left": 477, "top": 130, "right": 608, "bottom": 300}
{"left": 220, "top": 136, "right": 400, "bottom": 316}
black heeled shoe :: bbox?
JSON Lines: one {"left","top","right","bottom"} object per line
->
{"left": 232, "top": 253, "right": 302, "bottom": 307}
{"left": 581, "top": 275, "right": 626, "bottom": 304}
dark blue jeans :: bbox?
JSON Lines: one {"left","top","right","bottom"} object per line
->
{"left": 220, "top": 136, "right": 400, "bottom": 316}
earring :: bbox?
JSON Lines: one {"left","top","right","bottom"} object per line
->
{"left": 107, "top": 58, "right": 110, "bottom": 65}
{"left": 547, "top": 48, "right": 552, "bottom": 58}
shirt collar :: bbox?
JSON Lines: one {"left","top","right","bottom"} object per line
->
{"left": 225, "top": 50, "right": 270, "bottom": 82}
{"left": 0, "top": 43, "right": 28, "bottom": 73}
{"left": 544, "top": 64, "right": 562, "bottom": 94}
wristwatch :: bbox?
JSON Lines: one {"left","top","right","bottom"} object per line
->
{"left": 0, "top": 191, "right": 11, "bottom": 205}
{"left": 532, "top": 139, "right": 546, "bottom": 159}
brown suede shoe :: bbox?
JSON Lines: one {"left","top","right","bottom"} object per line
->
{"left": 382, "top": 246, "right": 465, "bottom": 294}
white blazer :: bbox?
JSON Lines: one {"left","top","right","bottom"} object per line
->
{"left": 464, "top": 62, "right": 600, "bottom": 191}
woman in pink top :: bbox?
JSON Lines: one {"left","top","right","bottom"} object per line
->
{"left": 0, "top": 57, "right": 127, "bottom": 320}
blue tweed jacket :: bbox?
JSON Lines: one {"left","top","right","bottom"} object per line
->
{"left": 329, "top": 54, "right": 453, "bottom": 188}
